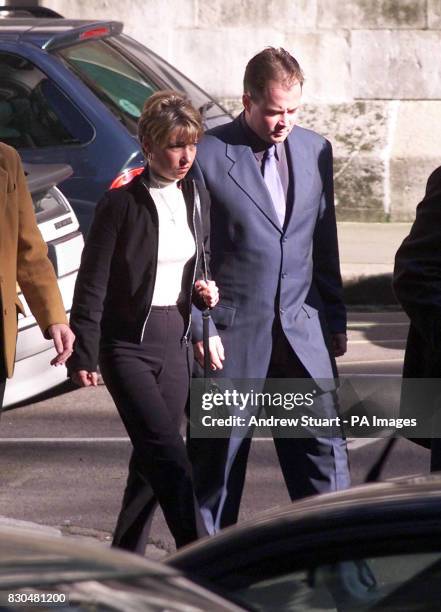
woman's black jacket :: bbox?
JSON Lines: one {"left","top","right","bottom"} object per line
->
{"left": 67, "top": 168, "right": 211, "bottom": 373}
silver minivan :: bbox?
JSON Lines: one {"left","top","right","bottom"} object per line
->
{"left": 3, "top": 163, "right": 83, "bottom": 407}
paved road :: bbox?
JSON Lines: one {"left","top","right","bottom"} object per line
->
{"left": 339, "top": 310, "right": 408, "bottom": 375}
{"left": 0, "top": 311, "right": 430, "bottom": 557}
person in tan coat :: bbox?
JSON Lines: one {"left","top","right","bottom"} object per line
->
{"left": 0, "top": 142, "right": 75, "bottom": 408}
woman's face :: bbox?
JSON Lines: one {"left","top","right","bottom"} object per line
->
{"left": 146, "top": 127, "right": 198, "bottom": 181}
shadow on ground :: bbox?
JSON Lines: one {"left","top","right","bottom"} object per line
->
{"left": 344, "top": 273, "right": 399, "bottom": 307}
{"left": 3, "top": 380, "right": 77, "bottom": 412}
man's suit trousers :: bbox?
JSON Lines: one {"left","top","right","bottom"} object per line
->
{"left": 99, "top": 306, "right": 207, "bottom": 553}
{"left": 188, "top": 317, "right": 350, "bottom": 532}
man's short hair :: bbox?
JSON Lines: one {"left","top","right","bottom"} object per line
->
{"left": 243, "top": 47, "right": 304, "bottom": 99}
{"left": 138, "top": 90, "right": 203, "bottom": 151}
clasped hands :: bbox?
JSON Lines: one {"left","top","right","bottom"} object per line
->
{"left": 71, "top": 278, "right": 223, "bottom": 387}
{"left": 193, "top": 279, "right": 225, "bottom": 371}
{"left": 194, "top": 279, "right": 219, "bottom": 308}
{"left": 68, "top": 299, "right": 346, "bottom": 384}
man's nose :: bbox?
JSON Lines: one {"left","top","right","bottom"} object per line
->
{"left": 280, "top": 111, "right": 290, "bottom": 125}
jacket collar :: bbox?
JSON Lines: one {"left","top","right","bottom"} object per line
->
{"left": 226, "top": 116, "right": 283, "bottom": 232}
{"left": 122, "top": 165, "right": 196, "bottom": 228}
{"left": 225, "top": 119, "right": 316, "bottom": 234}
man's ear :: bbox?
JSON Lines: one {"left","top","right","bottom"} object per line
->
{"left": 242, "top": 92, "right": 252, "bottom": 113}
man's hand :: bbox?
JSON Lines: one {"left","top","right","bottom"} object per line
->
{"left": 194, "top": 335, "right": 225, "bottom": 370}
{"left": 48, "top": 323, "right": 75, "bottom": 366}
{"left": 71, "top": 370, "right": 98, "bottom": 387}
{"left": 332, "top": 333, "right": 347, "bottom": 357}
{"left": 194, "top": 279, "right": 219, "bottom": 309}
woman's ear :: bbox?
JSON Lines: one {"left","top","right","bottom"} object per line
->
{"left": 142, "top": 139, "right": 151, "bottom": 160}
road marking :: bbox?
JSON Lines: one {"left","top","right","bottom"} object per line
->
{"left": 1, "top": 436, "right": 350, "bottom": 443}
{"left": 252, "top": 439, "right": 395, "bottom": 448}
{"left": 348, "top": 322, "right": 408, "bottom": 328}
{"left": 338, "top": 373, "right": 401, "bottom": 377}
{"left": 0, "top": 437, "right": 130, "bottom": 443}
{"left": 0, "top": 436, "right": 388, "bottom": 447}
{"left": 347, "top": 438, "right": 382, "bottom": 449}
{"left": 348, "top": 339, "right": 406, "bottom": 345}
{"left": 339, "top": 358, "right": 403, "bottom": 365}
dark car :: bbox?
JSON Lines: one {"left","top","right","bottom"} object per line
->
{"left": 0, "top": 6, "right": 230, "bottom": 233}
{"left": 167, "top": 474, "right": 441, "bottom": 611}
{"left": 0, "top": 524, "right": 245, "bottom": 611}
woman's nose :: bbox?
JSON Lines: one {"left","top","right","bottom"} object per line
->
{"left": 182, "top": 146, "right": 194, "bottom": 162}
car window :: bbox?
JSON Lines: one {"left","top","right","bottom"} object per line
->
{"left": 113, "top": 35, "right": 208, "bottom": 106}
{"left": 231, "top": 552, "right": 441, "bottom": 611}
{"left": 113, "top": 34, "right": 229, "bottom": 123}
{"left": 57, "top": 40, "right": 158, "bottom": 134}
{"left": 32, "top": 186, "right": 71, "bottom": 224}
{"left": 0, "top": 52, "right": 93, "bottom": 148}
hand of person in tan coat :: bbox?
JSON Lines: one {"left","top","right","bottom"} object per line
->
{"left": 48, "top": 323, "right": 75, "bottom": 366}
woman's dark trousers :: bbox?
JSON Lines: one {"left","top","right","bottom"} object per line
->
{"left": 99, "top": 306, "right": 207, "bottom": 553}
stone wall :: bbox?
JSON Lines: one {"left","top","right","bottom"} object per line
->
{"left": 42, "top": 0, "right": 441, "bottom": 220}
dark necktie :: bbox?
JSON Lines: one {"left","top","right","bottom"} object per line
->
{"left": 262, "top": 145, "right": 286, "bottom": 227}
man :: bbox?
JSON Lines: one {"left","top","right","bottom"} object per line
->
{"left": 0, "top": 142, "right": 75, "bottom": 408}
{"left": 189, "top": 48, "right": 350, "bottom": 534}
{"left": 393, "top": 165, "right": 441, "bottom": 468}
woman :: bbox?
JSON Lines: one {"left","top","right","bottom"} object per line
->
{"left": 67, "top": 91, "right": 219, "bottom": 554}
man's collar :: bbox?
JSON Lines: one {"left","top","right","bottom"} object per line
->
{"left": 239, "top": 112, "right": 269, "bottom": 153}
{"left": 239, "top": 112, "right": 284, "bottom": 159}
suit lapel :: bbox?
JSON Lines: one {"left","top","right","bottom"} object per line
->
{"left": 285, "top": 128, "right": 314, "bottom": 229}
{"left": 226, "top": 124, "right": 282, "bottom": 232}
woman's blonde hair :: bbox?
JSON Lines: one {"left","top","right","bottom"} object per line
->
{"left": 138, "top": 90, "right": 203, "bottom": 153}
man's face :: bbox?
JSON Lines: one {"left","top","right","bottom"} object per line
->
{"left": 243, "top": 79, "right": 302, "bottom": 144}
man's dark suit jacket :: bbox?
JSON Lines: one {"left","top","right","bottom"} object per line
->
{"left": 393, "top": 166, "right": 441, "bottom": 448}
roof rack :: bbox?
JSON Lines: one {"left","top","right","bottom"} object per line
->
{"left": 0, "top": 6, "right": 63, "bottom": 18}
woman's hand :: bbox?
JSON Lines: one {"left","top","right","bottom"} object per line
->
{"left": 194, "top": 335, "right": 225, "bottom": 371}
{"left": 195, "top": 279, "right": 219, "bottom": 308}
{"left": 71, "top": 370, "right": 98, "bottom": 387}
